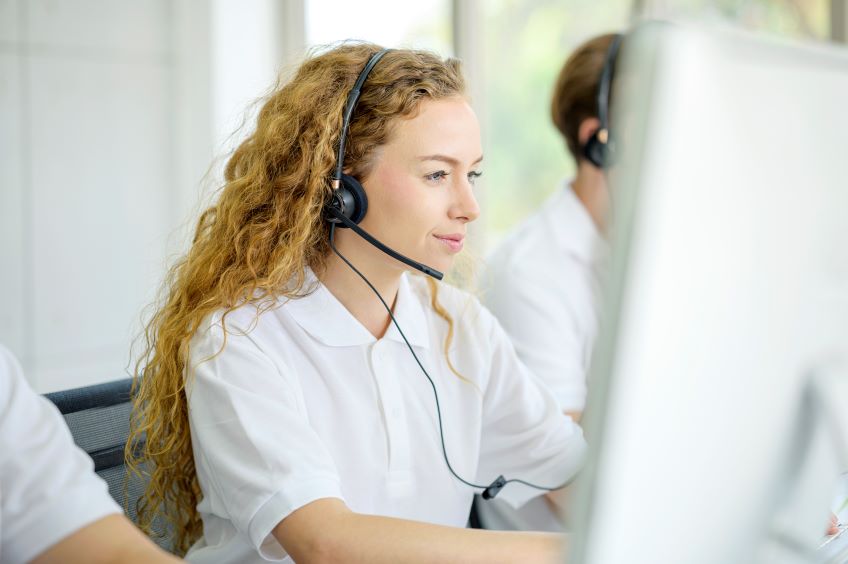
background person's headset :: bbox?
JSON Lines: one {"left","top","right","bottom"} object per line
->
{"left": 582, "top": 33, "right": 623, "bottom": 169}
{"left": 323, "top": 48, "right": 572, "bottom": 500}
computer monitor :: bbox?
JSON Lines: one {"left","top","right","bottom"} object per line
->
{"left": 569, "top": 23, "right": 848, "bottom": 564}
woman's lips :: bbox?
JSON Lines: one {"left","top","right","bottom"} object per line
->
{"left": 433, "top": 234, "right": 464, "bottom": 253}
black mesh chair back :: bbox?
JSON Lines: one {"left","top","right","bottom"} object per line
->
{"left": 44, "top": 378, "right": 174, "bottom": 552}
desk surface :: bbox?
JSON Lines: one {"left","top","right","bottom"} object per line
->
{"left": 820, "top": 525, "right": 848, "bottom": 563}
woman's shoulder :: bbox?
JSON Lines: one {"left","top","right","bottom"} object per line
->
{"left": 192, "top": 295, "right": 289, "bottom": 351}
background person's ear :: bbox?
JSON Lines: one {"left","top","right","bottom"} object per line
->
{"left": 578, "top": 117, "right": 602, "bottom": 147}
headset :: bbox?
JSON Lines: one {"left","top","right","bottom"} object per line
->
{"left": 323, "top": 48, "right": 573, "bottom": 500}
{"left": 324, "top": 49, "right": 443, "bottom": 281}
{"left": 582, "top": 33, "right": 623, "bottom": 169}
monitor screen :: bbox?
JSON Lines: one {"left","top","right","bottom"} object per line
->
{"left": 569, "top": 22, "right": 848, "bottom": 564}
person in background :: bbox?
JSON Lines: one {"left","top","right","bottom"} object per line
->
{"left": 485, "top": 31, "right": 619, "bottom": 427}
{"left": 478, "top": 31, "right": 843, "bottom": 538}
{"left": 477, "top": 33, "right": 620, "bottom": 533}
{"left": 0, "top": 345, "right": 179, "bottom": 564}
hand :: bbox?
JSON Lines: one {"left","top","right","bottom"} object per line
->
{"left": 827, "top": 512, "right": 840, "bottom": 536}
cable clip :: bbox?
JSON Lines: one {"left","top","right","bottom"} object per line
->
{"left": 481, "top": 475, "right": 507, "bottom": 500}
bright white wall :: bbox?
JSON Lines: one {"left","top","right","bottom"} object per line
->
{"left": 210, "top": 0, "right": 291, "bottom": 160}
{"left": 1, "top": 0, "right": 174, "bottom": 392}
{"left": 0, "top": 0, "right": 215, "bottom": 392}
{"left": 0, "top": 0, "right": 299, "bottom": 393}
{"left": 0, "top": 0, "right": 296, "bottom": 392}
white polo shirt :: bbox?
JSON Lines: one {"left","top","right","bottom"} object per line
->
{"left": 0, "top": 345, "right": 121, "bottom": 564}
{"left": 477, "top": 181, "right": 608, "bottom": 532}
{"left": 184, "top": 269, "right": 586, "bottom": 563}
{"left": 483, "top": 180, "right": 608, "bottom": 414}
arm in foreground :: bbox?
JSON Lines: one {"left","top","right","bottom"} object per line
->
{"left": 31, "top": 514, "right": 181, "bottom": 564}
{"left": 274, "top": 498, "right": 566, "bottom": 564}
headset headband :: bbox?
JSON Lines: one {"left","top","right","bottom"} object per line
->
{"left": 333, "top": 49, "right": 392, "bottom": 186}
{"left": 596, "top": 34, "right": 623, "bottom": 144}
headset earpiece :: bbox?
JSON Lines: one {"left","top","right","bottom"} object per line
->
{"left": 582, "top": 128, "right": 607, "bottom": 169}
{"left": 582, "top": 34, "right": 622, "bottom": 170}
{"left": 326, "top": 174, "right": 369, "bottom": 226}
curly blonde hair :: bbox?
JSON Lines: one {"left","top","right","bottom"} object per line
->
{"left": 126, "top": 43, "right": 467, "bottom": 555}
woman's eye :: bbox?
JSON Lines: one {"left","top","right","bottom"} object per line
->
{"left": 468, "top": 171, "right": 483, "bottom": 185}
{"left": 425, "top": 170, "right": 449, "bottom": 182}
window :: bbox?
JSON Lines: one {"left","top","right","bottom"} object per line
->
{"left": 477, "top": 0, "right": 835, "bottom": 248}
{"left": 306, "top": 0, "right": 452, "bottom": 53}
{"left": 480, "top": 0, "right": 632, "bottom": 248}
{"left": 640, "top": 0, "right": 830, "bottom": 40}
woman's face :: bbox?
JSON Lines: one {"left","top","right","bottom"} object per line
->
{"left": 357, "top": 96, "right": 482, "bottom": 275}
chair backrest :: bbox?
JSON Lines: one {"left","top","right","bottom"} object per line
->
{"left": 45, "top": 378, "right": 173, "bottom": 551}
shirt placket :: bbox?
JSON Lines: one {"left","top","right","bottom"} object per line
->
{"left": 370, "top": 340, "right": 413, "bottom": 495}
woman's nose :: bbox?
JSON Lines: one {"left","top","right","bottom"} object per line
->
{"left": 450, "top": 178, "right": 480, "bottom": 223}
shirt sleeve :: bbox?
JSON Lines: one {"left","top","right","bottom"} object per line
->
{"left": 485, "top": 255, "right": 594, "bottom": 413}
{"left": 0, "top": 345, "right": 121, "bottom": 564}
{"left": 186, "top": 316, "right": 344, "bottom": 561}
{"left": 474, "top": 309, "right": 587, "bottom": 510}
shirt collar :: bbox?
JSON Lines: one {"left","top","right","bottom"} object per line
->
{"left": 383, "top": 273, "right": 429, "bottom": 349}
{"left": 550, "top": 179, "right": 609, "bottom": 265}
{"left": 284, "top": 269, "right": 430, "bottom": 349}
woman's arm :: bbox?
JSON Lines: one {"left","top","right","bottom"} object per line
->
{"left": 31, "top": 514, "right": 180, "bottom": 564}
{"left": 273, "top": 498, "right": 565, "bottom": 564}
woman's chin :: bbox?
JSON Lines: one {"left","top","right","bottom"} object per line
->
{"left": 429, "top": 255, "right": 455, "bottom": 275}
{"left": 406, "top": 254, "right": 453, "bottom": 277}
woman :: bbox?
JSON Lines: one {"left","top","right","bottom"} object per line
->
{"left": 128, "top": 43, "right": 585, "bottom": 563}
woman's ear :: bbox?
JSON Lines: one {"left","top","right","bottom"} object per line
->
{"left": 578, "top": 117, "right": 602, "bottom": 146}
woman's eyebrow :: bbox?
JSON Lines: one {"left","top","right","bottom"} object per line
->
{"left": 417, "top": 154, "right": 484, "bottom": 165}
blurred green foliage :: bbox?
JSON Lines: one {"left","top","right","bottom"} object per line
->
{"left": 478, "top": 0, "right": 830, "bottom": 249}
{"left": 480, "top": 0, "right": 630, "bottom": 248}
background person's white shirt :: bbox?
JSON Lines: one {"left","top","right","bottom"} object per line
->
{"left": 477, "top": 180, "right": 607, "bottom": 532}
{"left": 483, "top": 180, "right": 607, "bottom": 413}
{"left": 183, "top": 269, "right": 586, "bottom": 564}
{"left": 0, "top": 345, "right": 121, "bottom": 564}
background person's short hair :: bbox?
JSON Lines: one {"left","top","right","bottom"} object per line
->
{"left": 551, "top": 33, "right": 619, "bottom": 162}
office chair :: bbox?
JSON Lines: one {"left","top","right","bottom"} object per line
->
{"left": 45, "top": 378, "right": 173, "bottom": 551}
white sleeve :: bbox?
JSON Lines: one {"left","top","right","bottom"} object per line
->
{"left": 187, "top": 319, "right": 344, "bottom": 561}
{"left": 0, "top": 345, "right": 121, "bottom": 564}
{"left": 485, "top": 258, "right": 592, "bottom": 413}
{"left": 475, "top": 310, "right": 587, "bottom": 510}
